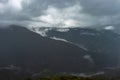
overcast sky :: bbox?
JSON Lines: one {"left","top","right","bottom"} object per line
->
{"left": 0, "top": 0, "right": 120, "bottom": 31}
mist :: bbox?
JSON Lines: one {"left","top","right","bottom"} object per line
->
{"left": 0, "top": 0, "right": 120, "bottom": 32}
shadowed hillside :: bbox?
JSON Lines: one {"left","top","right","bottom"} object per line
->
{"left": 34, "top": 27, "right": 120, "bottom": 67}
{"left": 0, "top": 25, "right": 97, "bottom": 79}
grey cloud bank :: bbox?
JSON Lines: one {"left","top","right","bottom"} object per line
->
{"left": 0, "top": 0, "right": 120, "bottom": 32}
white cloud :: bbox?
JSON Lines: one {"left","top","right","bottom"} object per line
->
{"left": 0, "top": 0, "right": 120, "bottom": 32}
{"left": 8, "top": 0, "right": 23, "bottom": 10}
{"left": 28, "top": 3, "right": 115, "bottom": 29}
{"left": 29, "top": 4, "right": 93, "bottom": 28}
{"left": 50, "top": 37, "right": 68, "bottom": 42}
{"left": 104, "top": 26, "right": 115, "bottom": 30}
{"left": 83, "top": 55, "right": 94, "bottom": 64}
{"left": 56, "top": 28, "right": 70, "bottom": 32}
{"left": 0, "top": 0, "right": 23, "bottom": 13}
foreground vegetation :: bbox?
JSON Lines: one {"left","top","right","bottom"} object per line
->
{"left": 25, "top": 75, "right": 120, "bottom": 80}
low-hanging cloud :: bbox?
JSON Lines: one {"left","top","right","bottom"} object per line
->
{"left": 0, "top": 0, "right": 120, "bottom": 31}
{"left": 29, "top": 5, "right": 92, "bottom": 28}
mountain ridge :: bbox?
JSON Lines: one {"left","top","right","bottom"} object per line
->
{"left": 30, "top": 26, "right": 120, "bottom": 68}
{"left": 0, "top": 25, "right": 99, "bottom": 80}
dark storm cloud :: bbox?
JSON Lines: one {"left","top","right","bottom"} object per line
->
{"left": 0, "top": 0, "right": 120, "bottom": 30}
{"left": 79, "top": 0, "right": 120, "bottom": 16}
{"left": 78, "top": 0, "right": 120, "bottom": 30}
{"left": 0, "top": 0, "right": 78, "bottom": 26}
{"left": 22, "top": 0, "right": 76, "bottom": 17}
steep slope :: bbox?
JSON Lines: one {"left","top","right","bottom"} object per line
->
{"left": 0, "top": 25, "right": 96, "bottom": 75}
{"left": 31, "top": 27, "right": 120, "bottom": 68}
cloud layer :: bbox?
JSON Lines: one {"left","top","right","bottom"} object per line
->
{"left": 0, "top": 0, "right": 120, "bottom": 31}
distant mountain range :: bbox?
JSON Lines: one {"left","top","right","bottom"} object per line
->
{"left": 0, "top": 25, "right": 99, "bottom": 79}
{"left": 31, "top": 27, "right": 120, "bottom": 68}
{"left": 0, "top": 25, "right": 120, "bottom": 79}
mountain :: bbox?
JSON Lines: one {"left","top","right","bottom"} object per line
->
{"left": 31, "top": 27, "right": 120, "bottom": 68}
{"left": 0, "top": 25, "right": 99, "bottom": 79}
